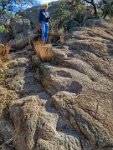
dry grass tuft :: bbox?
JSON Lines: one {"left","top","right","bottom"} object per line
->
{"left": 0, "top": 43, "right": 11, "bottom": 65}
{"left": 5, "top": 43, "right": 11, "bottom": 56}
{"left": 33, "top": 40, "right": 54, "bottom": 62}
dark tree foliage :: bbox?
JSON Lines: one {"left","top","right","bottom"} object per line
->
{"left": 101, "top": 0, "right": 113, "bottom": 18}
{"left": 49, "top": 0, "right": 87, "bottom": 30}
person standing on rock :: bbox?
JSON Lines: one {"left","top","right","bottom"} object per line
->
{"left": 38, "top": 3, "right": 50, "bottom": 43}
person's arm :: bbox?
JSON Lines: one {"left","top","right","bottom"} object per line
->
{"left": 45, "top": 12, "right": 50, "bottom": 22}
{"left": 48, "top": 12, "right": 51, "bottom": 22}
{"left": 48, "top": 13, "right": 50, "bottom": 20}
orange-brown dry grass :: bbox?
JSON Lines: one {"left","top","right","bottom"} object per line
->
{"left": 33, "top": 40, "right": 54, "bottom": 62}
{"left": 0, "top": 43, "right": 11, "bottom": 65}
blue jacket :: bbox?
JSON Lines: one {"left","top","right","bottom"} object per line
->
{"left": 39, "top": 9, "right": 50, "bottom": 23}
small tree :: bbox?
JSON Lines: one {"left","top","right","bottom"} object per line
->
{"left": 49, "top": 0, "right": 86, "bottom": 30}
{"left": 49, "top": 0, "right": 71, "bottom": 30}
{"left": 82, "top": 0, "right": 98, "bottom": 16}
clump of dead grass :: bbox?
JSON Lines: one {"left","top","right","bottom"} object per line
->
{"left": 0, "top": 43, "right": 11, "bottom": 65}
{"left": 33, "top": 40, "right": 54, "bottom": 62}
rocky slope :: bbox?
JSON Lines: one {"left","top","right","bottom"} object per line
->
{"left": 0, "top": 22, "right": 113, "bottom": 150}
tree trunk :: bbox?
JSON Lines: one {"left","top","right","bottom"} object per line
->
{"left": 92, "top": 0, "right": 98, "bottom": 16}
{"left": 93, "top": 4, "right": 98, "bottom": 16}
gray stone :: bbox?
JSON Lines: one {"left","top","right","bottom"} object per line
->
{"left": 68, "top": 20, "right": 80, "bottom": 32}
{"left": 17, "top": 6, "right": 40, "bottom": 28}
{"left": 85, "top": 18, "right": 107, "bottom": 27}
{"left": 9, "top": 30, "right": 36, "bottom": 49}
{"left": 10, "top": 18, "right": 31, "bottom": 36}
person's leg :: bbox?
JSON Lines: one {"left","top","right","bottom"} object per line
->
{"left": 41, "top": 22, "right": 46, "bottom": 42}
{"left": 45, "top": 23, "right": 49, "bottom": 42}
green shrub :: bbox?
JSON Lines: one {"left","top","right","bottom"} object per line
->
{"left": 0, "top": 25, "right": 5, "bottom": 33}
{"left": 49, "top": 0, "right": 88, "bottom": 30}
{"left": 58, "top": 28, "right": 65, "bottom": 36}
{"left": 101, "top": 2, "right": 113, "bottom": 18}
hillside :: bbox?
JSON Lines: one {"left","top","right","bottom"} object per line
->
{"left": 1, "top": 0, "right": 113, "bottom": 149}
{"left": 0, "top": 18, "right": 113, "bottom": 150}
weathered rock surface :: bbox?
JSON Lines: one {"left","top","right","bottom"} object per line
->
{"left": 1, "top": 23, "right": 113, "bottom": 150}
{"left": 85, "top": 19, "right": 107, "bottom": 27}
{"left": 9, "top": 17, "right": 38, "bottom": 49}
{"left": 10, "top": 18, "right": 31, "bottom": 36}
{"left": 39, "top": 24, "right": 113, "bottom": 149}
{"left": 17, "top": 6, "right": 40, "bottom": 28}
